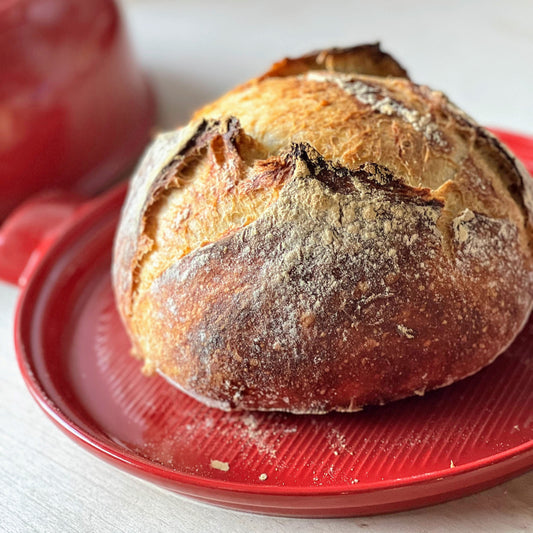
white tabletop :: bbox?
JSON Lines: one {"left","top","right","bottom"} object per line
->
{"left": 1, "top": 1, "right": 532, "bottom": 531}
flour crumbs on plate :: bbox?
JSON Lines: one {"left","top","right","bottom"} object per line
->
{"left": 210, "top": 459, "right": 230, "bottom": 472}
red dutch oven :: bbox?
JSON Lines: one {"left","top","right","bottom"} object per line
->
{"left": 0, "top": 129, "right": 531, "bottom": 517}
{"left": 0, "top": 0, "right": 155, "bottom": 221}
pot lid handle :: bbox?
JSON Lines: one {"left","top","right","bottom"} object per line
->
{"left": 0, "top": 192, "right": 86, "bottom": 288}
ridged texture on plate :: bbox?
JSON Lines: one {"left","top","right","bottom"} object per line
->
{"left": 71, "top": 274, "right": 532, "bottom": 486}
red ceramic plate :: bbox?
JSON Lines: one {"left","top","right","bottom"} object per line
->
{"left": 5, "top": 129, "right": 533, "bottom": 517}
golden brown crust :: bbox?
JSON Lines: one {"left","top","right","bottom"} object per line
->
{"left": 113, "top": 44, "right": 533, "bottom": 413}
{"left": 259, "top": 42, "right": 409, "bottom": 80}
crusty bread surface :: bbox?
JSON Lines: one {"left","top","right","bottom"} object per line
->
{"left": 113, "top": 44, "right": 533, "bottom": 413}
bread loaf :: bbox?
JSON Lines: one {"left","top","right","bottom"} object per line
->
{"left": 112, "top": 44, "right": 533, "bottom": 413}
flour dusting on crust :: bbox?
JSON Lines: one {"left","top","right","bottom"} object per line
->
{"left": 306, "top": 71, "right": 448, "bottom": 148}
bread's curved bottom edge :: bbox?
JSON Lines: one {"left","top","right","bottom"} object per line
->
{"left": 153, "top": 303, "right": 532, "bottom": 415}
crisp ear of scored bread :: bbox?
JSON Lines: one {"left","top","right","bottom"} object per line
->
{"left": 112, "top": 43, "right": 533, "bottom": 414}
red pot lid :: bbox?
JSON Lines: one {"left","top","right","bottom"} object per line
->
{"left": 4, "top": 129, "right": 533, "bottom": 517}
{"left": 0, "top": 0, "right": 155, "bottom": 221}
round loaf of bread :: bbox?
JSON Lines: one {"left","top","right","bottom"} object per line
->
{"left": 112, "top": 44, "right": 533, "bottom": 413}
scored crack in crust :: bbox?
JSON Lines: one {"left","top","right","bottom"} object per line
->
{"left": 112, "top": 43, "right": 533, "bottom": 413}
